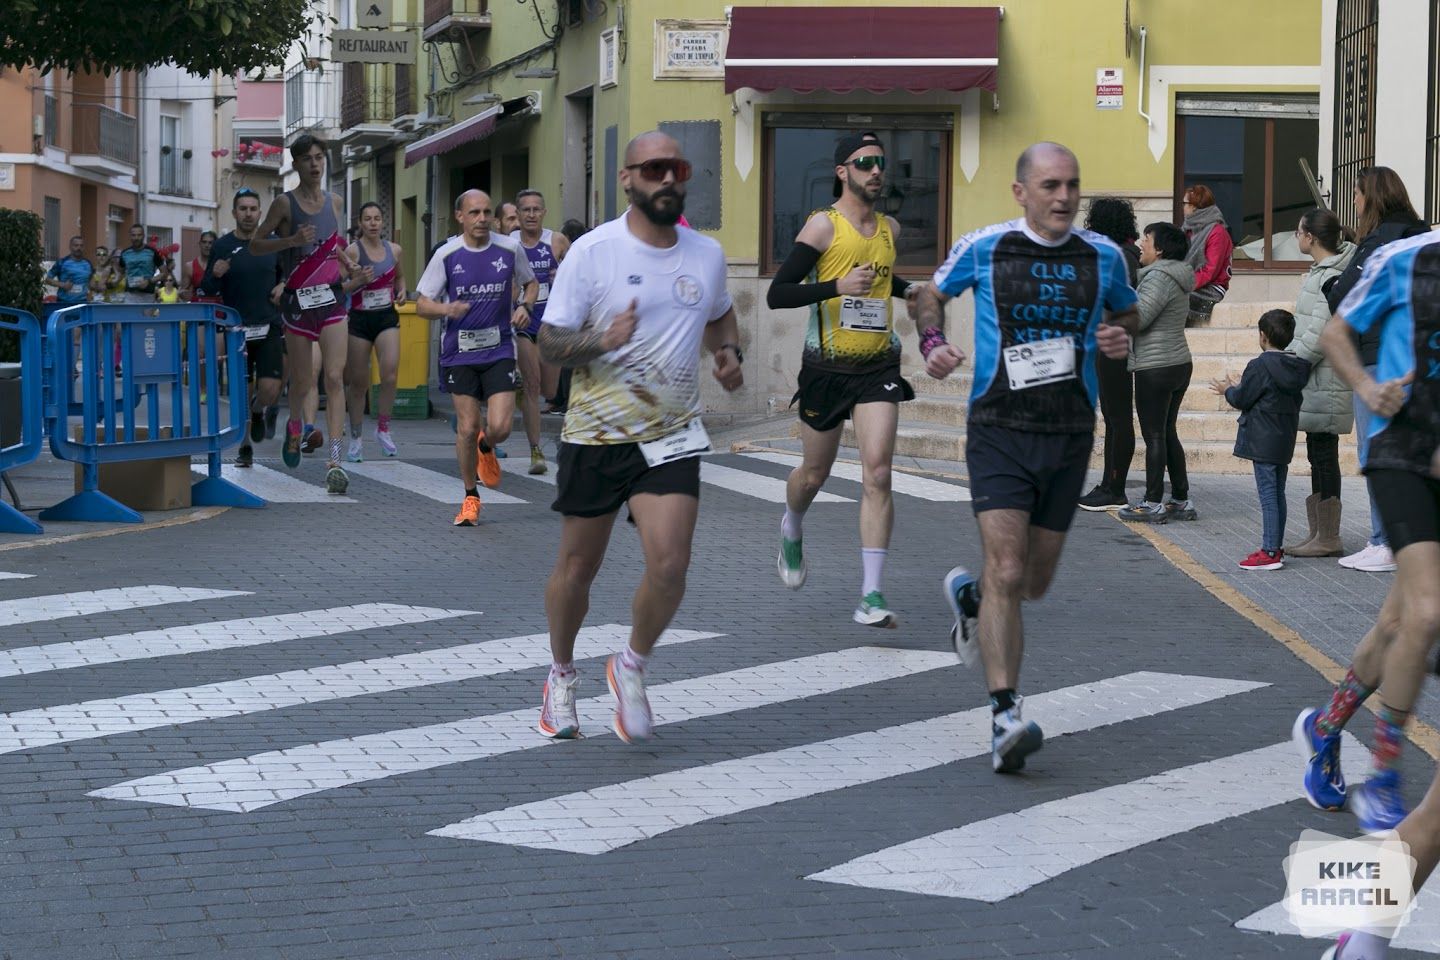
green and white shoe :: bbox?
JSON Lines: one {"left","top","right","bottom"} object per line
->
{"left": 777, "top": 536, "right": 807, "bottom": 589}
{"left": 853, "top": 590, "right": 895, "bottom": 627}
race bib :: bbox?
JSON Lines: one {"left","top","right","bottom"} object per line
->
{"left": 838, "top": 296, "right": 888, "bottom": 333}
{"left": 536, "top": 282, "right": 550, "bottom": 303}
{"left": 243, "top": 323, "right": 270, "bottom": 341}
{"left": 361, "top": 288, "right": 393, "bottom": 310}
{"left": 458, "top": 326, "right": 501, "bottom": 352}
{"left": 1004, "top": 336, "right": 1077, "bottom": 390}
{"left": 637, "top": 417, "right": 712, "bottom": 468}
{"left": 296, "top": 284, "right": 337, "bottom": 310}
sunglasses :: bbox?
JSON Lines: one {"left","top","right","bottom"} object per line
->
{"left": 625, "top": 158, "right": 692, "bottom": 183}
{"left": 847, "top": 156, "right": 886, "bottom": 172}
{"left": 233, "top": 188, "right": 259, "bottom": 201}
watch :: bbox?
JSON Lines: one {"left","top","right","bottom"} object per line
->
{"left": 720, "top": 342, "right": 744, "bottom": 364}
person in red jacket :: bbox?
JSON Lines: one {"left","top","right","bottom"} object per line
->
{"left": 1181, "top": 184, "right": 1233, "bottom": 323}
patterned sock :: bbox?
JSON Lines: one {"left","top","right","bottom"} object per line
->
{"left": 1315, "top": 668, "right": 1377, "bottom": 737}
{"left": 1373, "top": 702, "right": 1410, "bottom": 773}
{"left": 329, "top": 437, "right": 342, "bottom": 464}
{"left": 781, "top": 508, "right": 804, "bottom": 541}
{"left": 619, "top": 646, "right": 648, "bottom": 672}
{"left": 861, "top": 548, "right": 887, "bottom": 596}
{"left": 377, "top": 414, "right": 391, "bottom": 432}
{"left": 549, "top": 662, "right": 575, "bottom": 681}
{"left": 464, "top": 487, "right": 478, "bottom": 499}
{"left": 990, "top": 688, "right": 1016, "bottom": 715}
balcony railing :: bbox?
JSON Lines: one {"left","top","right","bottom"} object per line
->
{"left": 158, "top": 151, "right": 192, "bottom": 197}
{"left": 340, "top": 63, "right": 414, "bottom": 130}
{"left": 72, "top": 104, "right": 138, "bottom": 167}
{"left": 42, "top": 94, "right": 57, "bottom": 147}
{"left": 424, "top": 0, "right": 490, "bottom": 40}
{"left": 285, "top": 61, "right": 339, "bottom": 135}
{"left": 235, "top": 136, "right": 284, "bottom": 169}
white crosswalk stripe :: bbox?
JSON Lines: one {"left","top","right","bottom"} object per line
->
{"left": 95, "top": 645, "right": 953, "bottom": 812}
{"left": 194, "top": 463, "right": 355, "bottom": 502}
{"left": 700, "top": 461, "right": 852, "bottom": 503}
{"left": 0, "top": 586, "right": 248, "bottom": 628}
{"left": 1239, "top": 883, "right": 1440, "bottom": 953}
{"left": 0, "top": 572, "right": 35, "bottom": 580}
{"left": 0, "top": 603, "right": 476, "bottom": 678}
{"left": 429, "top": 671, "right": 1265, "bottom": 853}
{"left": 7, "top": 625, "right": 715, "bottom": 756}
{"left": 343, "top": 460, "right": 528, "bottom": 504}
{"left": 740, "top": 451, "right": 971, "bottom": 502}
{"left": 809, "top": 735, "right": 1361, "bottom": 901}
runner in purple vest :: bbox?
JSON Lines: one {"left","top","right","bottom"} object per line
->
{"left": 416, "top": 189, "right": 538, "bottom": 526}
{"left": 511, "top": 189, "right": 571, "bottom": 475}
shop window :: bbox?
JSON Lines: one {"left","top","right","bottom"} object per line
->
{"left": 762, "top": 114, "right": 950, "bottom": 277}
{"left": 1176, "top": 103, "right": 1319, "bottom": 269}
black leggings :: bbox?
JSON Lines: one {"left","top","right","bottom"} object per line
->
{"left": 1307, "top": 431, "right": 1342, "bottom": 500}
{"left": 1096, "top": 351, "right": 1134, "bottom": 494}
{"left": 1134, "top": 361, "right": 1192, "bottom": 503}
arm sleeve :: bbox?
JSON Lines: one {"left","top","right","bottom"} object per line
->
{"left": 1226, "top": 361, "right": 1267, "bottom": 411}
{"left": 932, "top": 232, "right": 980, "bottom": 297}
{"left": 889, "top": 275, "right": 912, "bottom": 300}
{"left": 1133, "top": 273, "right": 1163, "bottom": 332}
{"left": 541, "top": 246, "right": 589, "bottom": 331}
{"left": 1289, "top": 290, "right": 1327, "bottom": 366}
{"left": 766, "top": 243, "right": 835, "bottom": 309}
{"left": 415, "top": 248, "right": 449, "bottom": 301}
{"left": 512, "top": 246, "right": 535, "bottom": 287}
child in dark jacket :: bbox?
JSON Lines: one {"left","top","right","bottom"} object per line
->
{"left": 1210, "top": 309, "right": 1312, "bottom": 571}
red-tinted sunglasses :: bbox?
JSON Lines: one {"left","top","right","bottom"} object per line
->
{"left": 625, "top": 158, "right": 693, "bottom": 183}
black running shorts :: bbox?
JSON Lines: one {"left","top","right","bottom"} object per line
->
{"left": 348, "top": 307, "right": 399, "bottom": 343}
{"left": 792, "top": 364, "right": 915, "bottom": 432}
{"left": 966, "top": 422, "right": 1093, "bottom": 532}
{"left": 245, "top": 328, "right": 284, "bottom": 383}
{"left": 443, "top": 359, "right": 517, "bottom": 401}
{"left": 552, "top": 441, "right": 701, "bottom": 518}
{"left": 1371, "top": 468, "right": 1440, "bottom": 552}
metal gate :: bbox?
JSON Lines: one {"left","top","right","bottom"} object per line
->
{"left": 1333, "top": 0, "right": 1379, "bottom": 227}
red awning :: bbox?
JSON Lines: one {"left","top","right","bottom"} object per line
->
{"left": 403, "top": 104, "right": 502, "bottom": 168}
{"left": 724, "top": 6, "right": 1000, "bottom": 95}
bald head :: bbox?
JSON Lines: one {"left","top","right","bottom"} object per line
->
{"left": 1015, "top": 142, "right": 1078, "bottom": 185}
{"left": 455, "top": 188, "right": 490, "bottom": 212}
{"left": 453, "top": 189, "right": 495, "bottom": 246}
{"left": 624, "top": 131, "right": 680, "bottom": 166}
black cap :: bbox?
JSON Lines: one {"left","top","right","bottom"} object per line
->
{"left": 833, "top": 131, "right": 882, "bottom": 167}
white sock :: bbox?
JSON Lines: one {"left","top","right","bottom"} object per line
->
{"left": 1339, "top": 931, "right": 1390, "bottom": 959}
{"left": 861, "top": 548, "right": 887, "bottom": 596}
{"left": 781, "top": 508, "right": 804, "bottom": 541}
{"left": 619, "top": 646, "right": 648, "bottom": 672}
{"left": 550, "top": 662, "right": 575, "bottom": 680}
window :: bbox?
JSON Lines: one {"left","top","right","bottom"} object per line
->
{"left": 1175, "top": 100, "right": 1319, "bottom": 269}
{"left": 762, "top": 114, "right": 951, "bottom": 276}
{"left": 1334, "top": 0, "right": 1378, "bottom": 231}
{"left": 42, "top": 196, "right": 61, "bottom": 260}
{"left": 159, "top": 114, "right": 181, "bottom": 194}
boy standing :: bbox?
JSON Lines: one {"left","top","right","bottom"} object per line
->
{"left": 1210, "top": 308, "right": 1311, "bottom": 570}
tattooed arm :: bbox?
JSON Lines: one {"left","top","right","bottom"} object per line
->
{"left": 538, "top": 296, "right": 637, "bottom": 366}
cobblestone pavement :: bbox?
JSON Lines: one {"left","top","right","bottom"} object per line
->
{"left": 0, "top": 413, "right": 1429, "bottom": 959}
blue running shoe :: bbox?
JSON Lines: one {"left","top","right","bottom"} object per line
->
{"left": 1292, "top": 708, "right": 1346, "bottom": 811}
{"left": 1349, "top": 769, "right": 1407, "bottom": 834}
{"left": 992, "top": 698, "right": 1043, "bottom": 773}
{"left": 943, "top": 566, "right": 981, "bottom": 668}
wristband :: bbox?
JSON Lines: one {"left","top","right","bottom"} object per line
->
{"left": 919, "top": 326, "right": 948, "bottom": 359}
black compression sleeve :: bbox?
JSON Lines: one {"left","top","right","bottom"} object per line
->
{"left": 890, "top": 276, "right": 911, "bottom": 299}
{"left": 767, "top": 242, "right": 837, "bottom": 309}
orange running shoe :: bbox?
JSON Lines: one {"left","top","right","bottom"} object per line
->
{"left": 453, "top": 494, "right": 482, "bottom": 526}
{"left": 476, "top": 431, "right": 502, "bottom": 489}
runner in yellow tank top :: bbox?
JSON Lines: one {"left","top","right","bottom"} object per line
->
{"left": 766, "top": 131, "right": 927, "bottom": 628}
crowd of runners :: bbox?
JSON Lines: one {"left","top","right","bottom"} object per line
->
{"left": 186, "top": 128, "right": 1438, "bottom": 959}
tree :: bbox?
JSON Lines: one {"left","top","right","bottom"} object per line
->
{"left": 0, "top": 210, "right": 42, "bottom": 363}
{"left": 2, "top": 0, "right": 328, "bottom": 76}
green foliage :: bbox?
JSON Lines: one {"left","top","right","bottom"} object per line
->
{"left": 0, "top": 209, "right": 43, "bottom": 363}
{"left": 2, "top": 0, "right": 329, "bottom": 75}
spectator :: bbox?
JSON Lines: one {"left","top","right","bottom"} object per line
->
{"left": 1285, "top": 208, "right": 1357, "bottom": 558}
{"left": 157, "top": 271, "right": 181, "bottom": 304}
{"left": 1078, "top": 197, "right": 1141, "bottom": 512}
{"left": 1119, "top": 222, "right": 1197, "bottom": 523}
{"left": 1324, "top": 166, "right": 1428, "bottom": 574}
{"left": 46, "top": 235, "right": 94, "bottom": 305}
{"left": 1181, "top": 184, "right": 1233, "bottom": 323}
{"left": 1211, "top": 309, "right": 1311, "bottom": 571}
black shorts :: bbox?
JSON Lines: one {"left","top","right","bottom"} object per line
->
{"left": 349, "top": 308, "right": 399, "bottom": 343}
{"left": 442, "top": 359, "right": 517, "bottom": 401}
{"left": 515, "top": 329, "right": 537, "bottom": 344}
{"left": 552, "top": 441, "right": 701, "bottom": 518}
{"left": 246, "top": 329, "right": 284, "bottom": 383}
{"left": 1371, "top": 469, "right": 1440, "bottom": 552}
{"left": 792, "top": 365, "right": 914, "bottom": 432}
{"left": 966, "top": 422, "right": 1093, "bottom": 532}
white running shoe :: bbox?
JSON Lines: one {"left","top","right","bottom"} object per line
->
{"left": 538, "top": 671, "right": 580, "bottom": 739}
{"left": 1339, "top": 543, "right": 1397, "bottom": 573}
{"left": 992, "top": 697, "right": 1043, "bottom": 773}
{"left": 376, "top": 428, "right": 398, "bottom": 457}
{"left": 606, "top": 654, "right": 653, "bottom": 742}
{"left": 346, "top": 437, "right": 364, "bottom": 463}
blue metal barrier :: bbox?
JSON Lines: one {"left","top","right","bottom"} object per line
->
{"left": 41, "top": 303, "right": 265, "bottom": 523}
{"left": 0, "top": 308, "right": 44, "bottom": 534}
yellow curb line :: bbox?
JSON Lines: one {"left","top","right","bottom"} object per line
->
{"left": 1120, "top": 517, "right": 1440, "bottom": 761}
{"left": 729, "top": 441, "right": 971, "bottom": 483}
{"left": 0, "top": 507, "right": 230, "bottom": 553}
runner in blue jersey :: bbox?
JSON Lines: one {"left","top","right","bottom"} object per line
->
{"left": 912, "top": 142, "right": 1138, "bottom": 775}
{"left": 1311, "top": 234, "right": 1440, "bottom": 960}
{"left": 511, "top": 189, "right": 571, "bottom": 475}
{"left": 46, "top": 236, "right": 94, "bottom": 304}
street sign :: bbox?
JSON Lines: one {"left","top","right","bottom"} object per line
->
{"left": 357, "top": 0, "right": 392, "bottom": 28}
{"left": 331, "top": 29, "right": 415, "bottom": 64}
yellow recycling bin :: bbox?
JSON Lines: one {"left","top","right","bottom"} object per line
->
{"left": 369, "top": 301, "right": 432, "bottom": 419}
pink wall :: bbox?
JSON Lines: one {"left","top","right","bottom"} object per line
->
{"left": 236, "top": 78, "right": 283, "bottom": 121}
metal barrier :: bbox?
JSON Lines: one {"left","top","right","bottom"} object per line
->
{"left": 0, "top": 308, "right": 44, "bottom": 533}
{"left": 40, "top": 303, "right": 265, "bottom": 523}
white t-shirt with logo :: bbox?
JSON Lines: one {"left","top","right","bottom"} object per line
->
{"left": 543, "top": 215, "right": 733, "bottom": 445}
